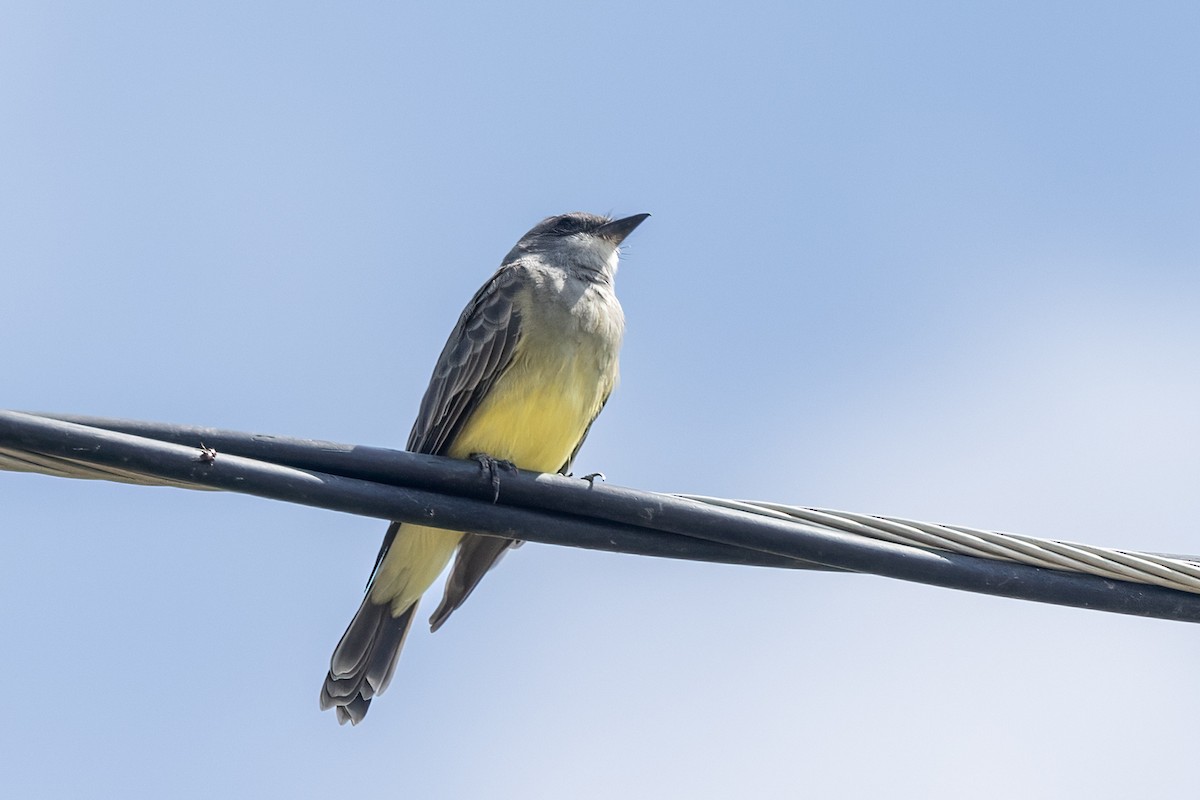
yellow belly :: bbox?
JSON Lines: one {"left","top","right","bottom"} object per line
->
{"left": 369, "top": 523, "right": 463, "bottom": 611}
{"left": 370, "top": 343, "right": 614, "bottom": 612}
{"left": 446, "top": 345, "right": 613, "bottom": 473}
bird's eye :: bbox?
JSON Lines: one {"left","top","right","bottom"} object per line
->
{"left": 552, "top": 217, "right": 582, "bottom": 235}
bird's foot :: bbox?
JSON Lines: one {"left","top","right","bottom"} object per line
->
{"left": 470, "top": 453, "right": 517, "bottom": 502}
{"left": 579, "top": 472, "right": 606, "bottom": 485}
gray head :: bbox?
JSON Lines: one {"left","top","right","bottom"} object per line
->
{"left": 504, "top": 212, "right": 650, "bottom": 278}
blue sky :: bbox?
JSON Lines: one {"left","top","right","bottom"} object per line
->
{"left": 3, "top": 2, "right": 1199, "bottom": 797}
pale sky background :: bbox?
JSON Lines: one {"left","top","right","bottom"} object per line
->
{"left": 3, "top": 2, "right": 1200, "bottom": 798}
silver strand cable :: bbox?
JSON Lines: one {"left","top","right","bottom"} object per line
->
{"left": 0, "top": 448, "right": 210, "bottom": 489}
{"left": 678, "top": 494, "right": 1200, "bottom": 594}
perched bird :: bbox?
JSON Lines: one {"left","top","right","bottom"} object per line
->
{"left": 320, "top": 211, "right": 649, "bottom": 724}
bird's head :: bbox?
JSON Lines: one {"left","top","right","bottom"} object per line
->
{"left": 506, "top": 212, "right": 649, "bottom": 278}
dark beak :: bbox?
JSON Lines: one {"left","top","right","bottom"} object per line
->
{"left": 597, "top": 213, "right": 650, "bottom": 245}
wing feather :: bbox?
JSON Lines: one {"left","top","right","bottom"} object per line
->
{"left": 363, "top": 265, "right": 527, "bottom": 603}
{"left": 407, "top": 265, "right": 526, "bottom": 456}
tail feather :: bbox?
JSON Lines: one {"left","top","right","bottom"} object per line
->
{"left": 320, "top": 597, "right": 417, "bottom": 725}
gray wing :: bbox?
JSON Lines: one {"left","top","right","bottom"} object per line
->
{"left": 371, "top": 264, "right": 527, "bottom": 627}
{"left": 428, "top": 533, "right": 516, "bottom": 631}
{"left": 326, "top": 265, "right": 531, "bottom": 723}
{"left": 407, "top": 264, "right": 527, "bottom": 457}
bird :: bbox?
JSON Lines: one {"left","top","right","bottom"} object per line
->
{"left": 319, "top": 211, "right": 649, "bottom": 724}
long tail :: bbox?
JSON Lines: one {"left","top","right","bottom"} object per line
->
{"left": 319, "top": 596, "right": 417, "bottom": 726}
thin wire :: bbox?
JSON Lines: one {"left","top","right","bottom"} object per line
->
{"left": 4, "top": 409, "right": 1200, "bottom": 624}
